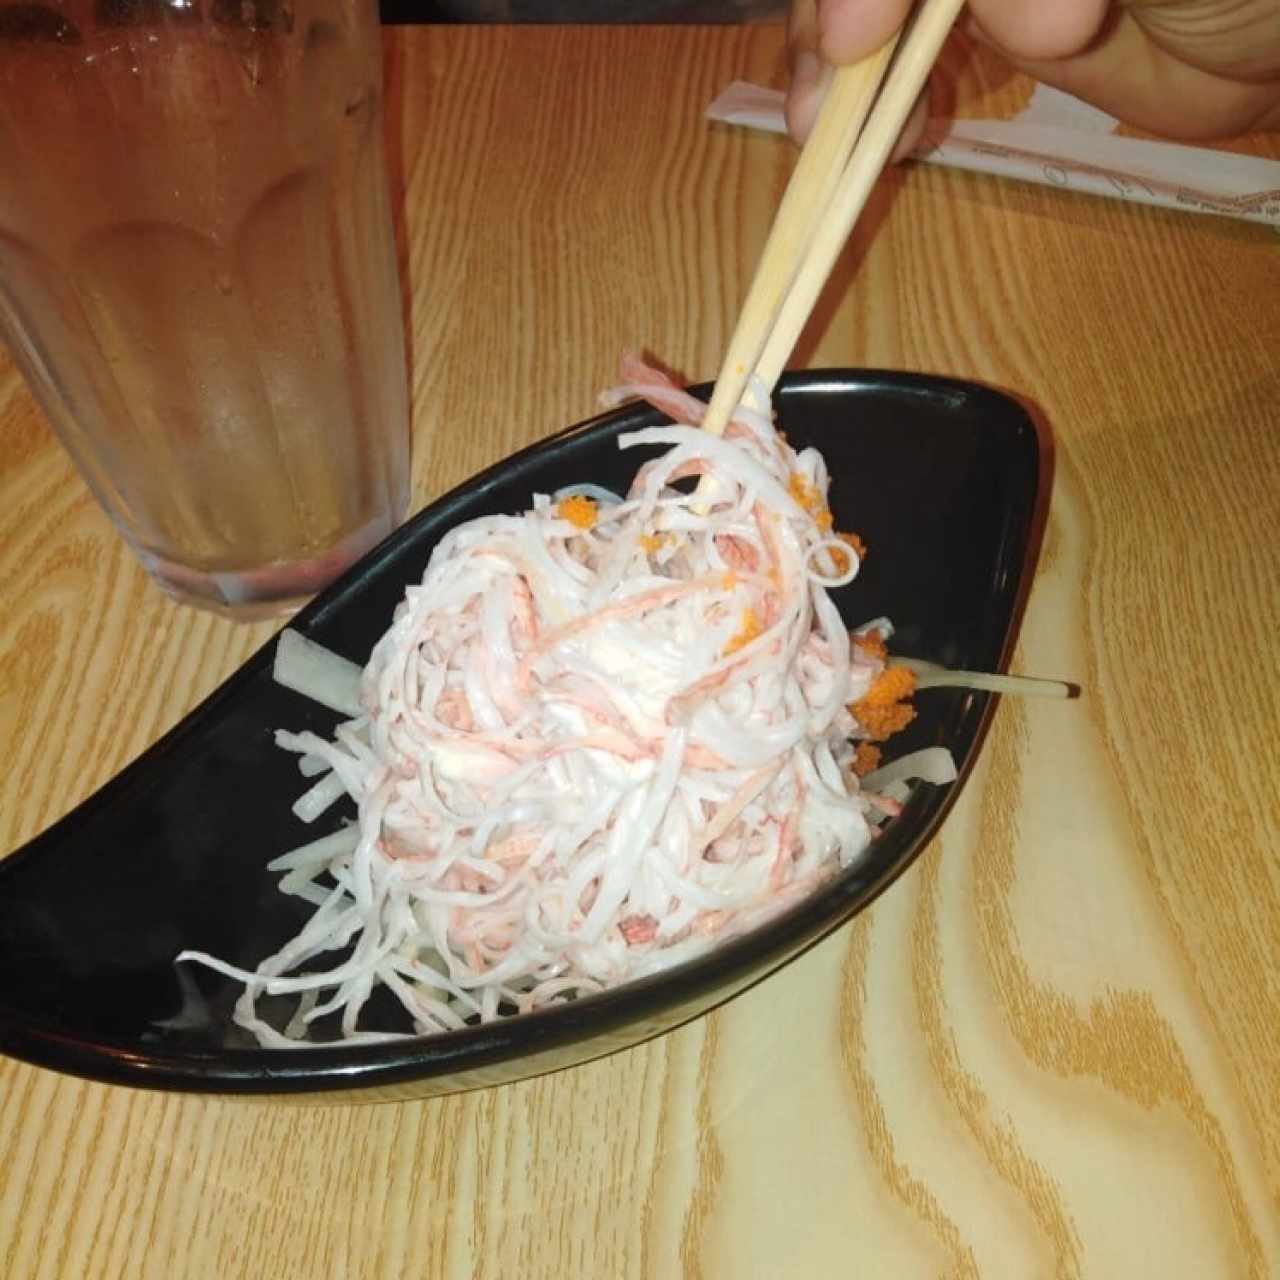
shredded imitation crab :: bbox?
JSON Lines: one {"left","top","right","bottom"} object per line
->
{"left": 179, "top": 358, "right": 944, "bottom": 1047}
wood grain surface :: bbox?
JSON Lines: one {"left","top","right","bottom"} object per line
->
{"left": 2, "top": 22, "right": 1279, "bottom": 1279}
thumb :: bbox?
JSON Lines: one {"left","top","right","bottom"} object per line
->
{"left": 817, "top": 0, "right": 915, "bottom": 63}
{"left": 787, "top": 0, "right": 829, "bottom": 140}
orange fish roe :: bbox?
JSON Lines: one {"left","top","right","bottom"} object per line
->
{"left": 822, "top": 530, "right": 867, "bottom": 577}
{"left": 724, "top": 607, "right": 762, "bottom": 655}
{"left": 639, "top": 532, "right": 671, "bottom": 554}
{"left": 852, "top": 627, "right": 888, "bottom": 662}
{"left": 851, "top": 742, "right": 882, "bottom": 776}
{"left": 851, "top": 665, "right": 917, "bottom": 741}
{"left": 861, "top": 664, "right": 916, "bottom": 707}
{"left": 787, "top": 470, "right": 835, "bottom": 531}
{"left": 788, "top": 471, "right": 817, "bottom": 507}
{"left": 853, "top": 699, "right": 916, "bottom": 742}
{"left": 838, "top": 531, "right": 866, "bottom": 560}
{"left": 556, "top": 494, "right": 598, "bottom": 530}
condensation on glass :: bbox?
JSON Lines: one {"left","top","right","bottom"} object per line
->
{"left": 0, "top": 0, "right": 409, "bottom": 617}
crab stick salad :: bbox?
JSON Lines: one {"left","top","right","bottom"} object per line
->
{"left": 179, "top": 356, "right": 961, "bottom": 1046}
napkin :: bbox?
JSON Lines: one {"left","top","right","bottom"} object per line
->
{"left": 706, "top": 81, "right": 1280, "bottom": 229}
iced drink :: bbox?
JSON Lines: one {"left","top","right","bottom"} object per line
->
{"left": 0, "top": 0, "right": 409, "bottom": 617}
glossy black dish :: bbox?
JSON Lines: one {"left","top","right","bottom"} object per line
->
{"left": 0, "top": 371, "right": 1045, "bottom": 1101}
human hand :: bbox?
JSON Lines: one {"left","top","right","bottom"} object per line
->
{"left": 786, "top": 0, "right": 1280, "bottom": 148}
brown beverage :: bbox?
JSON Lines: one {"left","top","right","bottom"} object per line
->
{"left": 0, "top": 0, "right": 409, "bottom": 617}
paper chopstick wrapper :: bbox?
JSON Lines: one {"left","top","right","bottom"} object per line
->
{"left": 707, "top": 81, "right": 1280, "bottom": 229}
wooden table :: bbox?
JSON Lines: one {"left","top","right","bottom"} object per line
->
{"left": 2, "top": 23, "right": 1278, "bottom": 1279}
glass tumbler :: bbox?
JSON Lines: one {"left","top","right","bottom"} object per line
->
{"left": 0, "top": 0, "right": 409, "bottom": 618}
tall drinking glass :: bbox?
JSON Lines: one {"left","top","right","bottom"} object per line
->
{"left": 0, "top": 0, "right": 409, "bottom": 619}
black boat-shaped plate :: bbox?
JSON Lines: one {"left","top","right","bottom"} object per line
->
{"left": 0, "top": 371, "right": 1046, "bottom": 1102}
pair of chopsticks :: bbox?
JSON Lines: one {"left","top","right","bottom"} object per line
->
{"left": 697, "top": 0, "right": 1076, "bottom": 704}
{"left": 701, "top": 0, "right": 966, "bottom": 435}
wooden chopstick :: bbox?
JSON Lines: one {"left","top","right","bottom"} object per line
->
{"left": 698, "top": 44, "right": 897, "bottom": 435}
{"left": 702, "top": 0, "right": 966, "bottom": 433}
{"left": 753, "top": 0, "right": 965, "bottom": 391}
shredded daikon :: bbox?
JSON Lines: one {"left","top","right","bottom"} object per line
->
{"left": 179, "top": 360, "right": 966, "bottom": 1045}
{"left": 272, "top": 629, "right": 364, "bottom": 718}
{"left": 899, "top": 658, "right": 1074, "bottom": 699}
{"left": 860, "top": 745, "right": 959, "bottom": 791}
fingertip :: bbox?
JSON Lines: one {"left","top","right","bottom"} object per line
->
{"left": 784, "top": 94, "right": 816, "bottom": 144}
{"left": 960, "top": 12, "right": 991, "bottom": 47}
{"left": 817, "top": 0, "right": 912, "bottom": 64}
{"left": 785, "top": 54, "right": 829, "bottom": 142}
{"left": 791, "top": 48, "right": 822, "bottom": 98}
{"left": 968, "top": 0, "right": 1110, "bottom": 61}
{"left": 890, "top": 88, "right": 929, "bottom": 161}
